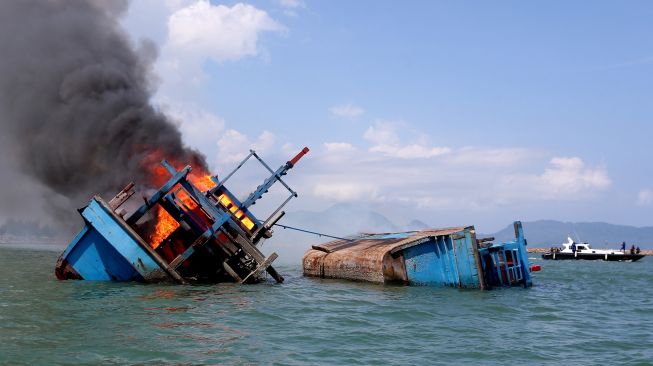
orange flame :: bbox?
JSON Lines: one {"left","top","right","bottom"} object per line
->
{"left": 216, "top": 193, "right": 255, "bottom": 230}
{"left": 141, "top": 148, "right": 214, "bottom": 190}
{"left": 189, "top": 174, "right": 215, "bottom": 193}
{"left": 140, "top": 149, "right": 258, "bottom": 248}
{"left": 141, "top": 149, "right": 217, "bottom": 249}
{"left": 149, "top": 206, "right": 179, "bottom": 249}
{"left": 147, "top": 175, "right": 217, "bottom": 249}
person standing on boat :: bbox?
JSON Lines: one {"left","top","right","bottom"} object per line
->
{"left": 630, "top": 245, "right": 636, "bottom": 255}
{"left": 636, "top": 246, "right": 641, "bottom": 254}
{"left": 571, "top": 242, "right": 577, "bottom": 255}
{"left": 621, "top": 241, "right": 626, "bottom": 253}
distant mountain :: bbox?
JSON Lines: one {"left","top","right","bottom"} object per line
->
{"left": 283, "top": 203, "right": 401, "bottom": 235}
{"left": 263, "top": 205, "right": 653, "bottom": 265}
{"left": 489, "top": 220, "right": 653, "bottom": 249}
{"left": 405, "top": 219, "right": 430, "bottom": 231}
{"left": 263, "top": 203, "right": 421, "bottom": 264}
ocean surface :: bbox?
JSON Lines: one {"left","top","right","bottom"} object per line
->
{"left": 1, "top": 244, "right": 652, "bottom": 365}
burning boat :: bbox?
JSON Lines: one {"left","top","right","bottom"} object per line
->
{"left": 303, "top": 222, "right": 535, "bottom": 289}
{"left": 55, "top": 148, "right": 309, "bottom": 284}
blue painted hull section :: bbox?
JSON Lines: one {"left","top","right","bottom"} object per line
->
{"left": 403, "top": 231, "right": 481, "bottom": 287}
{"left": 63, "top": 226, "right": 144, "bottom": 281}
{"left": 404, "top": 238, "right": 452, "bottom": 286}
{"left": 59, "top": 198, "right": 169, "bottom": 282}
{"left": 452, "top": 230, "right": 482, "bottom": 287}
{"left": 477, "top": 222, "right": 532, "bottom": 288}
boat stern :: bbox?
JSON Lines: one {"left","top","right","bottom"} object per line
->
{"left": 55, "top": 196, "right": 170, "bottom": 282}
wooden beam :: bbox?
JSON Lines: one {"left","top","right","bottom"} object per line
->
{"left": 240, "top": 253, "right": 278, "bottom": 284}
{"left": 222, "top": 262, "right": 242, "bottom": 282}
{"left": 266, "top": 265, "right": 284, "bottom": 283}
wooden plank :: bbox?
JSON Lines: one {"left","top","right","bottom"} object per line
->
{"left": 265, "top": 265, "right": 284, "bottom": 283}
{"left": 222, "top": 262, "right": 242, "bottom": 282}
{"left": 240, "top": 252, "right": 278, "bottom": 284}
{"left": 311, "top": 240, "right": 358, "bottom": 253}
{"left": 230, "top": 232, "right": 266, "bottom": 263}
{"left": 311, "top": 245, "right": 333, "bottom": 253}
{"left": 108, "top": 182, "right": 135, "bottom": 211}
{"left": 219, "top": 225, "right": 284, "bottom": 283}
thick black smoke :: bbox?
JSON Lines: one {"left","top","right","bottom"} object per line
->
{"left": 0, "top": 1, "right": 208, "bottom": 228}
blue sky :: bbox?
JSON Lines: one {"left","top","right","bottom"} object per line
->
{"left": 124, "top": 0, "right": 652, "bottom": 232}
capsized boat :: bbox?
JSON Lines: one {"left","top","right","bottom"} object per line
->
{"left": 542, "top": 237, "right": 645, "bottom": 262}
{"left": 55, "top": 147, "right": 309, "bottom": 284}
{"left": 304, "top": 221, "right": 536, "bottom": 289}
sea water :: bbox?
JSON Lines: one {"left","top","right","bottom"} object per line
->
{"left": 1, "top": 245, "right": 652, "bottom": 365}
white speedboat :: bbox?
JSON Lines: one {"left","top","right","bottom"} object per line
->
{"left": 542, "top": 237, "right": 644, "bottom": 262}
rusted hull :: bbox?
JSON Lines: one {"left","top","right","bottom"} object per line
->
{"left": 303, "top": 222, "right": 532, "bottom": 289}
{"left": 303, "top": 249, "right": 407, "bottom": 284}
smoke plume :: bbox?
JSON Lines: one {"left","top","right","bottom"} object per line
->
{"left": 0, "top": 1, "right": 208, "bottom": 228}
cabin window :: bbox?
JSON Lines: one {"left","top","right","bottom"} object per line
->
{"left": 577, "top": 246, "right": 586, "bottom": 250}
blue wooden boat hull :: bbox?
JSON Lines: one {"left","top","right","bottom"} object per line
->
{"left": 402, "top": 230, "right": 483, "bottom": 287}
{"left": 55, "top": 196, "right": 179, "bottom": 282}
{"left": 303, "top": 222, "right": 532, "bottom": 289}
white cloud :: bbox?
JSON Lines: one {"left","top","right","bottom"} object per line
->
{"left": 277, "top": 0, "right": 305, "bottom": 17}
{"left": 124, "top": 1, "right": 284, "bottom": 94}
{"left": 496, "top": 157, "right": 611, "bottom": 202}
{"left": 125, "top": 1, "right": 284, "bottom": 64}
{"left": 330, "top": 104, "right": 365, "bottom": 119}
{"left": 303, "top": 124, "right": 612, "bottom": 211}
{"left": 313, "top": 183, "right": 380, "bottom": 202}
{"left": 637, "top": 189, "right": 653, "bottom": 206}
{"left": 161, "top": 103, "right": 225, "bottom": 150}
{"left": 123, "top": 0, "right": 181, "bottom": 45}
{"left": 279, "top": 0, "right": 305, "bottom": 8}
{"left": 324, "top": 142, "right": 355, "bottom": 153}
{"left": 538, "top": 157, "right": 611, "bottom": 197}
{"left": 147, "top": 1, "right": 285, "bottom": 95}
{"left": 254, "top": 130, "right": 276, "bottom": 151}
{"left": 363, "top": 121, "right": 399, "bottom": 145}
{"left": 217, "top": 129, "right": 276, "bottom": 164}
{"left": 302, "top": 149, "right": 478, "bottom": 209}
{"left": 167, "top": 1, "right": 284, "bottom": 63}
{"left": 216, "top": 130, "right": 249, "bottom": 164}
{"left": 369, "top": 144, "right": 451, "bottom": 159}
{"left": 449, "top": 147, "right": 534, "bottom": 167}
{"left": 363, "top": 121, "right": 450, "bottom": 159}
{"left": 123, "top": 1, "right": 285, "bottom": 171}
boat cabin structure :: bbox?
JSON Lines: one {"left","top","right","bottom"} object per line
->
{"left": 55, "top": 148, "right": 309, "bottom": 284}
{"left": 303, "top": 222, "right": 533, "bottom": 289}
